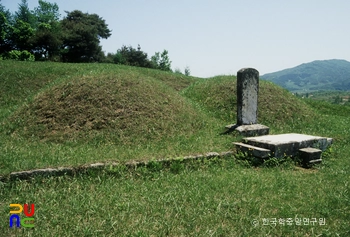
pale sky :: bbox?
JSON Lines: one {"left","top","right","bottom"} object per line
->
{"left": 3, "top": 0, "right": 350, "bottom": 78}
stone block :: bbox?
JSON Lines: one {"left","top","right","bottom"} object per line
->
{"left": 235, "top": 124, "right": 269, "bottom": 137}
{"left": 244, "top": 133, "right": 330, "bottom": 158}
{"left": 299, "top": 147, "right": 322, "bottom": 166}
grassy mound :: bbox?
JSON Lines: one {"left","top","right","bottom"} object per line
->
{"left": 182, "top": 76, "right": 316, "bottom": 132}
{"left": 1, "top": 61, "right": 233, "bottom": 174}
{"left": 1, "top": 61, "right": 336, "bottom": 175}
{"left": 8, "top": 70, "right": 203, "bottom": 143}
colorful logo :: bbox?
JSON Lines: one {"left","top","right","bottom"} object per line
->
{"left": 9, "top": 204, "right": 35, "bottom": 228}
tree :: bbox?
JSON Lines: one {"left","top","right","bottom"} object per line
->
{"left": 174, "top": 68, "right": 183, "bottom": 74}
{"left": 9, "top": 18, "right": 34, "bottom": 51}
{"left": 31, "top": 22, "right": 62, "bottom": 60}
{"left": 34, "top": 0, "right": 60, "bottom": 24}
{"left": 159, "top": 50, "right": 171, "bottom": 71}
{"left": 14, "top": 0, "right": 35, "bottom": 28}
{"left": 184, "top": 66, "right": 190, "bottom": 76}
{"left": 0, "top": 12, "right": 11, "bottom": 54}
{"left": 31, "top": 0, "right": 62, "bottom": 60}
{"left": 6, "top": 0, "right": 35, "bottom": 52}
{"left": 151, "top": 50, "right": 172, "bottom": 71}
{"left": 114, "top": 45, "right": 152, "bottom": 68}
{"left": 60, "top": 10, "right": 111, "bottom": 62}
{"left": 0, "top": 1, "right": 12, "bottom": 20}
{"left": 150, "top": 52, "right": 160, "bottom": 69}
{"left": 104, "top": 52, "right": 114, "bottom": 63}
{"left": 333, "top": 95, "right": 342, "bottom": 104}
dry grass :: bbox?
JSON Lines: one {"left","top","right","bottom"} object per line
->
{"left": 7, "top": 69, "right": 203, "bottom": 144}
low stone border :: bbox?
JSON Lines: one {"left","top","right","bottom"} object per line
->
{"left": 0, "top": 151, "right": 234, "bottom": 182}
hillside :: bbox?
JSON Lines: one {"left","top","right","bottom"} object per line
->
{"left": 261, "top": 59, "right": 350, "bottom": 92}
{"left": 1, "top": 61, "right": 349, "bottom": 236}
{"left": 182, "top": 76, "right": 315, "bottom": 132}
{"left": 0, "top": 61, "right": 319, "bottom": 174}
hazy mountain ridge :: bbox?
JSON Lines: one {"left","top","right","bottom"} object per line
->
{"left": 261, "top": 59, "right": 350, "bottom": 92}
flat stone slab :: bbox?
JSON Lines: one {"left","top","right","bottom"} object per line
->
{"left": 224, "top": 124, "right": 269, "bottom": 136}
{"left": 243, "top": 133, "right": 332, "bottom": 158}
{"left": 235, "top": 124, "right": 269, "bottom": 137}
{"left": 234, "top": 142, "right": 271, "bottom": 158}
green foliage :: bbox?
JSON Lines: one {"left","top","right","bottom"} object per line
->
{"left": 111, "top": 45, "right": 176, "bottom": 72}
{"left": 14, "top": 0, "right": 36, "bottom": 28}
{"left": 146, "top": 160, "right": 163, "bottom": 172}
{"left": 333, "top": 95, "right": 342, "bottom": 104}
{"left": 9, "top": 19, "right": 34, "bottom": 51}
{"left": 34, "top": 0, "right": 60, "bottom": 24}
{"left": 31, "top": 0, "right": 62, "bottom": 60}
{"left": 60, "top": 10, "right": 111, "bottom": 62}
{"left": 170, "top": 160, "right": 184, "bottom": 174}
{"left": 0, "top": 1, "right": 179, "bottom": 66}
{"left": 103, "top": 52, "right": 114, "bottom": 63}
{"left": 159, "top": 50, "right": 172, "bottom": 71}
{"left": 151, "top": 50, "right": 172, "bottom": 71}
{"left": 174, "top": 68, "right": 183, "bottom": 74}
{"left": 0, "top": 0, "right": 62, "bottom": 60}
{"left": 0, "top": 1, "right": 12, "bottom": 20}
{"left": 262, "top": 157, "right": 294, "bottom": 168}
{"left": 6, "top": 50, "right": 21, "bottom": 60}
{"left": 173, "top": 67, "right": 190, "bottom": 76}
{"left": 0, "top": 12, "right": 7, "bottom": 41}
{"left": 9, "top": 0, "right": 36, "bottom": 51}
{"left": 184, "top": 66, "right": 191, "bottom": 76}
{"left": 114, "top": 45, "right": 152, "bottom": 68}
{"left": 0, "top": 4, "right": 13, "bottom": 53}
{"left": 6, "top": 49, "right": 34, "bottom": 61}
{"left": 32, "top": 21, "right": 62, "bottom": 60}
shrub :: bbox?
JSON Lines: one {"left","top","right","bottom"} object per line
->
{"left": 184, "top": 66, "right": 190, "bottom": 76}
{"left": 6, "top": 50, "right": 35, "bottom": 61}
{"left": 174, "top": 68, "right": 183, "bottom": 74}
{"left": 114, "top": 45, "right": 152, "bottom": 68}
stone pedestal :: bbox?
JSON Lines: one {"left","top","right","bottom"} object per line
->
{"left": 235, "top": 124, "right": 269, "bottom": 137}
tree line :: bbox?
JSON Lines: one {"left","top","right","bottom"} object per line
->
{"left": 0, "top": 0, "right": 188, "bottom": 74}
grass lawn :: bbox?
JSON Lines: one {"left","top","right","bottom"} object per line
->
{"left": 0, "top": 61, "right": 349, "bottom": 236}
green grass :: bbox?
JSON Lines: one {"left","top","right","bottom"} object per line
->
{"left": 0, "top": 61, "right": 233, "bottom": 174}
{"left": 0, "top": 61, "right": 349, "bottom": 236}
{"left": 1, "top": 154, "right": 349, "bottom": 236}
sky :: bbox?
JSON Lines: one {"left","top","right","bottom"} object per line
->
{"left": 2, "top": 0, "right": 350, "bottom": 78}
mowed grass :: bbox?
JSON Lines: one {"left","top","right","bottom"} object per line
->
{"left": 1, "top": 151, "right": 349, "bottom": 236}
{"left": 0, "top": 61, "right": 349, "bottom": 236}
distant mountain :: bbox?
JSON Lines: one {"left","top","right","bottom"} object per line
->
{"left": 261, "top": 59, "right": 350, "bottom": 92}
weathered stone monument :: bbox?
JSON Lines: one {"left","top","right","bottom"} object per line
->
{"left": 225, "top": 68, "right": 269, "bottom": 136}
{"left": 237, "top": 68, "right": 259, "bottom": 125}
{"left": 230, "top": 68, "right": 333, "bottom": 167}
